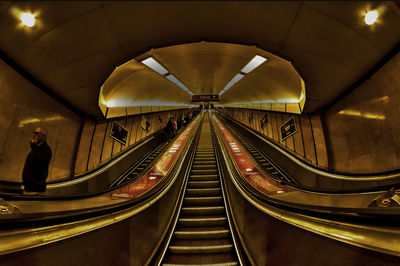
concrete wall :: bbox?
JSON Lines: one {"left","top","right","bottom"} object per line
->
{"left": 0, "top": 59, "right": 83, "bottom": 182}
{"left": 219, "top": 108, "right": 328, "bottom": 169}
{"left": 74, "top": 109, "right": 192, "bottom": 175}
{"left": 323, "top": 52, "right": 400, "bottom": 173}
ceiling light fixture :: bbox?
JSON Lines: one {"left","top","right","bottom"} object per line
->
{"left": 365, "top": 10, "right": 378, "bottom": 25}
{"left": 219, "top": 55, "right": 267, "bottom": 96}
{"left": 20, "top": 12, "right": 35, "bottom": 27}
{"left": 219, "top": 74, "right": 244, "bottom": 96}
{"left": 241, "top": 55, "right": 268, "bottom": 74}
{"left": 141, "top": 57, "right": 168, "bottom": 75}
{"left": 166, "top": 74, "right": 194, "bottom": 95}
{"left": 141, "top": 56, "right": 193, "bottom": 95}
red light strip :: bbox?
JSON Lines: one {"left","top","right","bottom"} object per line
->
{"left": 110, "top": 116, "right": 199, "bottom": 199}
{"left": 214, "top": 116, "right": 293, "bottom": 195}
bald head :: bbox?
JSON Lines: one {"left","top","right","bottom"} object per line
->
{"left": 35, "top": 127, "right": 47, "bottom": 136}
{"left": 31, "top": 127, "right": 47, "bottom": 146}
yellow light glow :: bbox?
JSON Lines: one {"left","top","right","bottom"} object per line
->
{"left": 20, "top": 12, "right": 35, "bottom": 27}
{"left": 365, "top": 10, "right": 378, "bottom": 25}
{"left": 276, "top": 98, "right": 299, "bottom": 103}
{"left": 19, "top": 118, "right": 40, "bottom": 126}
{"left": 339, "top": 110, "right": 361, "bottom": 116}
{"left": 364, "top": 113, "right": 385, "bottom": 120}
{"left": 339, "top": 110, "right": 385, "bottom": 120}
{"left": 18, "top": 116, "right": 62, "bottom": 127}
{"left": 105, "top": 99, "right": 191, "bottom": 108}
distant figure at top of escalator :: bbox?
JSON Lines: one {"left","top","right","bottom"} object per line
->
{"left": 22, "top": 127, "right": 52, "bottom": 195}
{"left": 184, "top": 113, "right": 191, "bottom": 125}
{"left": 164, "top": 117, "right": 177, "bottom": 142}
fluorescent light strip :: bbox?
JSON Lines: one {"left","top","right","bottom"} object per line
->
{"left": 219, "top": 73, "right": 244, "bottom": 96}
{"left": 241, "top": 55, "right": 267, "bottom": 74}
{"left": 141, "top": 57, "right": 168, "bottom": 75}
{"left": 166, "top": 74, "right": 194, "bottom": 95}
{"left": 219, "top": 55, "right": 267, "bottom": 96}
{"left": 141, "top": 57, "right": 193, "bottom": 95}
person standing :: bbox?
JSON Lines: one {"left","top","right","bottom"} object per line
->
{"left": 22, "top": 127, "right": 52, "bottom": 195}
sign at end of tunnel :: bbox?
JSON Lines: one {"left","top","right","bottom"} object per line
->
{"left": 191, "top": 94, "right": 219, "bottom": 102}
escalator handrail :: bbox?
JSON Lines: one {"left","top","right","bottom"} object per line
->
{"left": 212, "top": 113, "right": 400, "bottom": 257}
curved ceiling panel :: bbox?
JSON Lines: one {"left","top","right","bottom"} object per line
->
{"left": 0, "top": 2, "right": 398, "bottom": 117}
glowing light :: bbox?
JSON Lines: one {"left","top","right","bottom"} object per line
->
{"left": 20, "top": 12, "right": 35, "bottom": 27}
{"left": 111, "top": 193, "right": 130, "bottom": 198}
{"left": 241, "top": 55, "right": 268, "bottom": 74}
{"left": 141, "top": 57, "right": 193, "bottom": 95}
{"left": 276, "top": 190, "right": 285, "bottom": 194}
{"left": 166, "top": 74, "right": 194, "bottom": 95}
{"left": 339, "top": 110, "right": 385, "bottom": 120}
{"left": 365, "top": 10, "right": 378, "bottom": 25}
{"left": 141, "top": 57, "right": 168, "bottom": 75}
{"left": 149, "top": 176, "right": 157, "bottom": 180}
{"left": 246, "top": 168, "right": 252, "bottom": 172}
{"left": 276, "top": 98, "right": 299, "bottom": 103}
{"left": 219, "top": 73, "right": 244, "bottom": 96}
{"left": 105, "top": 99, "right": 192, "bottom": 108}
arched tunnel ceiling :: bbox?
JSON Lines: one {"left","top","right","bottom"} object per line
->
{"left": 0, "top": 1, "right": 399, "bottom": 117}
{"left": 100, "top": 42, "right": 305, "bottom": 111}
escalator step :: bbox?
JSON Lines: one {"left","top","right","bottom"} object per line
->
{"left": 188, "top": 181, "right": 220, "bottom": 188}
{"left": 169, "top": 244, "right": 233, "bottom": 254}
{"left": 174, "top": 229, "right": 230, "bottom": 239}
{"left": 191, "top": 169, "right": 218, "bottom": 175}
{"left": 163, "top": 263, "right": 238, "bottom": 266}
{"left": 186, "top": 188, "right": 221, "bottom": 196}
{"left": 195, "top": 157, "right": 215, "bottom": 160}
{"left": 190, "top": 174, "right": 219, "bottom": 181}
{"left": 179, "top": 217, "right": 226, "bottom": 227}
{"left": 184, "top": 196, "right": 223, "bottom": 206}
{"left": 194, "top": 157, "right": 216, "bottom": 161}
{"left": 181, "top": 206, "right": 225, "bottom": 216}
{"left": 193, "top": 160, "right": 216, "bottom": 165}
{"left": 192, "top": 164, "right": 217, "bottom": 170}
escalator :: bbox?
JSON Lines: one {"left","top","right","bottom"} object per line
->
{"left": 216, "top": 112, "right": 400, "bottom": 193}
{"left": 109, "top": 141, "right": 169, "bottom": 188}
{"left": 161, "top": 113, "right": 239, "bottom": 265}
{"left": 236, "top": 133, "right": 296, "bottom": 186}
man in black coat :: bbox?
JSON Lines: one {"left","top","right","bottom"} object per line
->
{"left": 22, "top": 127, "right": 52, "bottom": 195}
